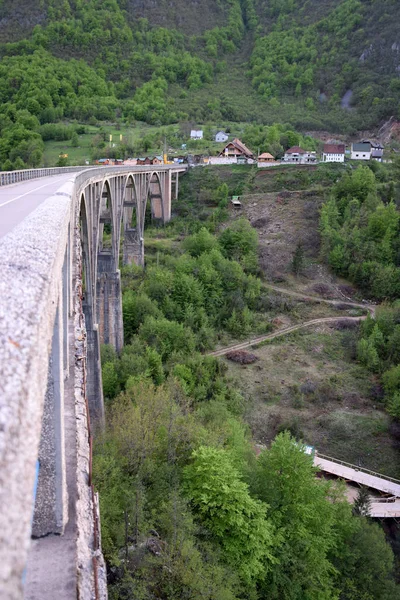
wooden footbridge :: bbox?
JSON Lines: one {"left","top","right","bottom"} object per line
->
{"left": 314, "top": 453, "right": 400, "bottom": 518}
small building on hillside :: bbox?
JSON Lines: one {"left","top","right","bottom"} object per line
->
{"left": 230, "top": 196, "right": 242, "bottom": 209}
{"left": 258, "top": 152, "right": 275, "bottom": 163}
{"left": 371, "top": 147, "right": 384, "bottom": 162}
{"left": 151, "top": 156, "right": 163, "bottom": 165}
{"left": 190, "top": 130, "right": 203, "bottom": 140}
{"left": 215, "top": 131, "right": 229, "bottom": 143}
{"left": 351, "top": 142, "right": 371, "bottom": 160}
{"left": 137, "top": 157, "right": 152, "bottom": 165}
{"left": 283, "top": 146, "right": 317, "bottom": 164}
{"left": 219, "top": 138, "right": 254, "bottom": 159}
{"left": 369, "top": 141, "right": 384, "bottom": 162}
{"left": 322, "top": 143, "right": 345, "bottom": 163}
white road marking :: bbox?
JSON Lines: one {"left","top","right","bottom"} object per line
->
{"left": 0, "top": 177, "right": 66, "bottom": 208}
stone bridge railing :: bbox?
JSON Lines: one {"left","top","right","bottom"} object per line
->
{"left": 0, "top": 164, "right": 186, "bottom": 599}
{"left": 0, "top": 166, "right": 94, "bottom": 186}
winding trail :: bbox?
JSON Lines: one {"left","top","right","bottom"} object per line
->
{"left": 263, "top": 283, "right": 376, "bottom": 315}
{"left": 208, "top": 284, "right": 375, "bottom": 358}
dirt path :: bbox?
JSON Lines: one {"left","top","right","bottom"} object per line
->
{"left": 208, "top": 316, "right": 366, "bottom": 357}
{"left": 208, "top": 285, "right": 376, "bottom": 358}
{"left": 263, "top": 283, "right": 376, "bottom": 315}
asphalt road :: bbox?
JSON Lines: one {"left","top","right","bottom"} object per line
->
{"left": 0, "top": 174, "right": 73, "bottom": 239}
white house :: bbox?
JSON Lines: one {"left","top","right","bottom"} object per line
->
{"left": 215, "top": 131, "right": 229, "bottom": 143}
{"left": 190, "top": 130, "right": 203, "bottom": 140}
{"left": 322, "top": 143, "right": 345, "bottom": 163}
{"left": 351, "top": 142, "right": 371, "bottom": 160}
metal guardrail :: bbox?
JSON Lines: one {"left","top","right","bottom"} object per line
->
{"left": 0, "top": 166, "right": 94, "bottom": 186}
{"left": 316, "top": 453, "right": 400, "bottom": 486}
{"left": 373, "top": 496, "right": 397, "bottom": 503}
{"left": 0, "top": 164, "right": 188, "bottom": 188}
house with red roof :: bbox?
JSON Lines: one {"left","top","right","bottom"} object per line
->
{"left": 322, "top": 143, "right": 345, "bottom": 163}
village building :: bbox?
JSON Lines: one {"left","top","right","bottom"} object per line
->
{"left": 351, "top": 142, "right": 371, "bottom": 160}
{"left": 371, "top": 146, "right": 384, "bottom": 161}
{"left": 136, "top": 157, "right": 152, "bottom": 165}
{"left": 322, "top": 143, "right": 345, "bottom": 163}
{"left": 283, "top": 146, "right": 317, "bottom": 164}
{"left": 151, "top": 156, "right": 163, "bottom": 165}
{"left": 218, "top": 138, "right": 254, "bottom": 159}
{"left": 368, "top": 141, "right": 384, "bottom": 162}
{"left": 230, "top": 196, "right": 242, "bottom": 209}
{"left": 190, "top": 130, "right": 203, "bottom": 140}
{"left": 258, "top": 152, "right": 275, "bottom": 163}
{"left": 215, "top": 131, "right": 229, "bottom": 143}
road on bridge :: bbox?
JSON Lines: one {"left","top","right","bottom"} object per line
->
{"left": 0, "top": 174, "right": 73, "bottom": 238}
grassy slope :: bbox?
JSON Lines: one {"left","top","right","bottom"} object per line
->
{"left": 174, "top": 164, "right": 400, "bottom": 478}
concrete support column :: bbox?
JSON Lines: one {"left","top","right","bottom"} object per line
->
{"left": 123, "top": 228, "right": 144, "bottom": 267}
{"left": 32, "top": 304, "right": 68, "bottom": 537}
{"left": 84, "top": 307, "right": 105, "bottom": 425}
{"left": 174, "top": 171, "right": 179, "bottom": 200}
{"left": 96, "top": 253, "right": 124, "bottom": 353}
{"left": 163, "top": 170, "right": 172, "bottom": 222}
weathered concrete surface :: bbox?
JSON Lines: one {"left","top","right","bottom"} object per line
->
{"left": 24, "top": 312, "right": 78, "bottom": 600}
{"left": 0, "top": 184, "right": 73, "bottom": 599}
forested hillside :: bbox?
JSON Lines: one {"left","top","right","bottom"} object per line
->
{"left": 94, "top": 163, "right": 400, "bottom": 599}
{"left": 0, "top": 0, "right": 399, "bottom": 166}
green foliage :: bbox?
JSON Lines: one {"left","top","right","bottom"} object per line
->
{"left": 183, "top": 445, "right": 274, "bottom": 583}
{"left": 182, "top": 227, "right": 218, "bottom": 257}
{"left": 218, "top": 218, "right": 258, "bottom": 272}
{"left": 291, "top": 242, "right": 304, "bottom": 275}
{"left": 356, "top": 303, "right": 400, "bottom": 417}
{"left": 320, "top": 165, "right": 400, "bottom": 299}
{"left": 352, "top": 486, "right": 371, "bottom": 517}
{"left": 253, "top": 432, "right": 340, "bottom": 600}
{"left": 122, "top": 291, "right": 161, "bottom": 342}
{"left": 95, "top": 180, "right": 400, "bottom": 598}
{"left": 333, "top": 517, "right": 399, "bottom": 600}
{"left": 242, "top": 123, "right": 317, "bottom": 157}
{"left": 248, "top": 0, "right": 400, "bottom": 124}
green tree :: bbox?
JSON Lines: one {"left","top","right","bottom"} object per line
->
{"left": 71, "top": 131, "right": 79, "bottom": 147}
{"left": 352, "top": 486, "right": 371, "bottom": 517}
{"left": 291, "top": 242, "right": 304, "bottom": 275}
{"left": 253, "top": 432, "right": 338, "bottom": 600}
{"left": 183, "top": 227, "right": 217, "bottom": 257}
{"left": 183, "top": 445, "right": 274, "bottom": 584}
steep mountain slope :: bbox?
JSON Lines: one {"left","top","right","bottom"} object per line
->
{"left": 0, "top": 0, "right": 399, "bottom": 168}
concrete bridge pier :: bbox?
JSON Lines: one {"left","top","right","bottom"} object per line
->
{"left": 84, "top": 309, "right": 104, "bottom": 425}
{"left": 96, "top": 253, "right": 124, "bottom": 353}
{"left": 123, "top": 228, "right": 144, "bottom": 267}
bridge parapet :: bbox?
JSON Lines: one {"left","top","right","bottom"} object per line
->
{"left": 0, "top": 166, "right": 94, "bottom": 186}
{"left": 0, "top": 164, "right": 186, "bottom": 599}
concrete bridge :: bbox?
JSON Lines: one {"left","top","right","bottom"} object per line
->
{"left": 0, "top": 164, "right": 186, "bottom": 600}
{"left": 314, "top": 453, "right": 400, "bottom": 518}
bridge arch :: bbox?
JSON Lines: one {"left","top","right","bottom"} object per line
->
{"left": 97, "top": 179, "right": 116, "bottom": 261}
{"left": 120, "top": 174, "right": 144, "bottom": 266}
{"left": 145, "top": 170, "right": 165, "bottom": 223}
